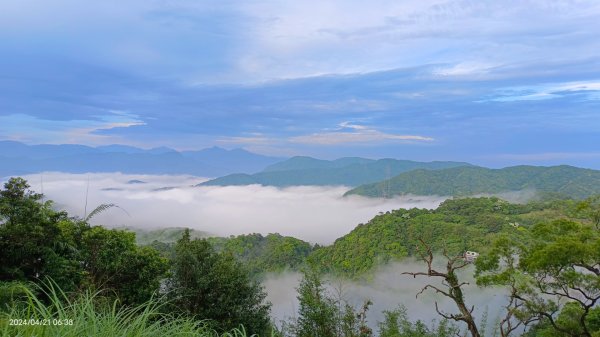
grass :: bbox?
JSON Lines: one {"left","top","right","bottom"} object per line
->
{"left": 0, "top": 281, "right": 253, "bottom": 337}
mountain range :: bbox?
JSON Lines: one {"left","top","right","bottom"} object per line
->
{"left": 0, "top": 141, "right": 282, "bottom": 177}
{"left": 198, "top": 156, "right": 472, "bottom": 187}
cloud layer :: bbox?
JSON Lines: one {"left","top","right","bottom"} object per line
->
{"left": 19, "top": 173, "right": 446, "bottom": 244}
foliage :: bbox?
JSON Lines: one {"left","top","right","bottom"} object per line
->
{"left": 0, "top": 178, "right": 81, "bottom": 291}
{"left": 476, "top": 219, "right": 600, "bottom": 337}
{"left": 286, "top": 268, "right": 373, "bottom": 337}
{"left": 165, "top": 229, "right": 272, "bottom": 335}
{"left": 78, "top": 226, "right": 169, "bottom": 306}
{"left": 309, "top": 197, "right": 566, "bottom": 278}
{"left": 209, "top": 233, "right": 314, "bottom": 277}
{"left": 346, "top": 165, "right": 600, "bottom": 199}
{"left": 377, "top": 305, "right": 458, "bottom": 337}
{"left": 293, "top": 268, "right": 339, "bottom": 337}
{"left": 0, "top": 281, "right": 250, "bottom": 337}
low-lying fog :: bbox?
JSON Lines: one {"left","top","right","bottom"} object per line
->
{"left": 19, "top": 172, "right": 448, "bottom": 244}
{"left": 265, "top": 263, "right": 508, "bottom": 334}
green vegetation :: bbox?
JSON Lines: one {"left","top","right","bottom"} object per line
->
{"left": 200, "top": 157, "right": 471, "bottom": 187}
{"left": 475, "top": 218, "right": 600, "bottom": 336}
{"left": 126, "top": 226, "right": 209, "bottom": 245}
{"left": 308, "top": 197, "right": 577, "bottom": 278}
{"left": 346, "top": 165, "right": 600, "bottom": 199}
{"left": 0, "top": 281, "right": 250, "bottom": 337}
{"left": 377, "top": 306, "right": 458, "bottom": 337}
{"left": 0, "top": 178, "right": 271, "bottom": 336}
{"left": 209, "top": 233, "right": 314, "bottom": 276}
{"left": 165, "top": 230, "right": 272, "bottom": 335}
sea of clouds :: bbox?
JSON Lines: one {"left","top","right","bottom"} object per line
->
{"left": 17, "top": 172, "right": 448, "bottom": 244}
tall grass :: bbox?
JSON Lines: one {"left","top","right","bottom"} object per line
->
{"left": 0, "top": 281, "right": 253, "bottom": 337}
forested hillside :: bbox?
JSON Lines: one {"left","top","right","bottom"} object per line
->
{"left": 346, "top": 165, "right": 600, "bottom": 199}
{"left": 200, "top": 157, "right": 471, "bottom": 187}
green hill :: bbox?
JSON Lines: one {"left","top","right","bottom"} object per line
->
{"left": 345, "top": 165, "right": 600, "bottom": 199}
{"left": 208, "top": 233, "right": 314, "bottom": 276}
{"left": 199, "top": 157, "right": 472, "bottom": 187}
{"left": 308, "top": 197, "right": 575, "bottom": 277}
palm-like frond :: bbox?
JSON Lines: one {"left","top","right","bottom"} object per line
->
{"left": 84, "top": 203, "right": 130, "bottom": 222}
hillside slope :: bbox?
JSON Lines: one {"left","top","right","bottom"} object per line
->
{"left": 199, "top": 157, "right": 472, "bottom": 187}
{"left": 345, "top": 165, "right": 600, "bottom": 199}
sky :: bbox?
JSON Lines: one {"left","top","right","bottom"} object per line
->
{"left": 1, "top": 0, "right": 600, "bottom": 168}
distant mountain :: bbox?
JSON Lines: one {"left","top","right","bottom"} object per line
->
{"left": 261, "top": 156, "right": 374, "bottom": 172}
{"left": 0, "top": 141, "right": 283, "bottom": 177}
{"left": 345, "top": 165, "right": 600, "bottom": 199}
{"left": 199, "top": 157, "right": 472, "bottom": 187}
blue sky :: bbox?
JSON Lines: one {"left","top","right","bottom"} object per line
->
{"left": 1, "top": 0, "right": 600, "bottom": 168}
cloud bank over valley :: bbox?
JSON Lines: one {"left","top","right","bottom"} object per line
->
{"left": 17, "top": 172, "right": 447, "bottom": 244}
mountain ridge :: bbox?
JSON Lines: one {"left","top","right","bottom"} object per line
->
{"left": 344, "top": 164, "right": 600, "bottom": 199}
{"left": 199, "top": 157, "right": 473, "bottom": 187}
{"left": 0, "top": 141, "right": 283, "bottom": 177}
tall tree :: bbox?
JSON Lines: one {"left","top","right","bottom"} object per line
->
{"left": 294, "top": 268, "right": 338, "bottom": 337}
{"left": 166, "top": 229, "right": 272, "bottom": 335}
{"left": 403, "top": 239, "right": 481, "bottom": 337}
{"left": 0, "top": 177, "right": 80, "bottom": 290}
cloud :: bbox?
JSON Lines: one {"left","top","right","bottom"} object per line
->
{"left": 216, "top": 134, "right": 274, "bottom": 146}
{"left": 488, "top": 80, "right": 600, "bottom": 102}
{"left": 15, "top": 173, "right": 447, "bottom": 244}
{"left": 265, "top": 262, "right": 509, "bottom": 333}
{"left": 289, "top": 124, "right": 434, "bottom": 145}
{"left": 432, "top": 62, "right": 499, "bottom": 77}
{"left": 0, "top": 112, "right": 145, "bottom": 145}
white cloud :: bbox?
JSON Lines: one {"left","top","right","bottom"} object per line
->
{"left": 16, "top": 173, "right": 447, "bottom": 244}
{"left": 432, "top": 62, "right": 499, "bottom": 76}
{"left": 216, "top": 134, "right": 273, "bottom": 146}
{"left": 0, "top": 112, "right": 145, "bottom": 145}
{"left": 489, "top": 80, "right": 600, "bottom": 102}
{"left": 289, "top": 124, "right": 434, "bottom": 145}
{"left": 2, "top": 0, "right": 600, "bottom": 82}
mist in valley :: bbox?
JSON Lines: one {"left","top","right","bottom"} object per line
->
{"left": 19, "top": 172, "right": 448, "bottom": 244}
{"left": 264, "top": 262, "right": 509, "bottom": 335}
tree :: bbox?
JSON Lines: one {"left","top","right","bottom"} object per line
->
{"left": 0, "top": 177, "right": 81, "bottom": 291}
{"left": 403, "top": 239, "right": 481, "bottom": 337}
{"left": 166, "top": 229, "right": 271, "bottom": 335}
{"left": 576, "top": 196, "right": 600, "bottom": 229}
{"left": 476, "top": 219, "right": 600, "bottom": 337}
{"left": 294, "top": 267, "right": 339, "bottom": 337}
{"left": 377, "top": 305, "right": 458, "bottom": 337}
{"left": 78, "top": 225, "right": 169, "bottom": 305}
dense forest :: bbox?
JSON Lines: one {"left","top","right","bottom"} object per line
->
{"left": 1, "top": 177, "right": 599, "bottom": 336}
{"left": 345, "top": 165, "right": 600, "bottom": 199}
